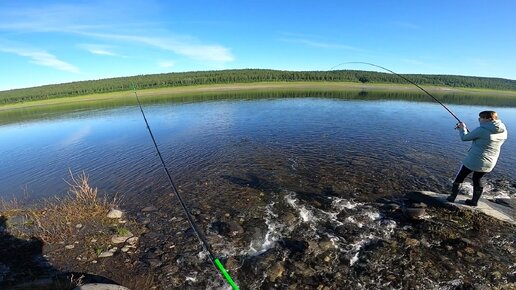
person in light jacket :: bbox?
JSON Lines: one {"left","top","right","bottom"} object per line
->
{"left": 447, "top": 111, "right": 508, "bottom": 206}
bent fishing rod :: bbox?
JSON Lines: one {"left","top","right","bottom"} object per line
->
{"left": 132, "top": 86, "right": 239, "bottom": 290}
{"left": 331, "top": 62, "right": 464, "bottom": 125}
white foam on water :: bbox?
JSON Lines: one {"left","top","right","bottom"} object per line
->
{"left": 365, "top": 211, "right": 381, "bottom": 221}
{"left": 243, "top": 201, "right": 286, "bottom": 256}
{"left": 345, "top": 216, "right": 363, "bottom": 228}
{"left": 348, "top": 234, "right": 375, "bottom": 266}
{"left": 331, "top": 197, "right": 362, "bottom": 211}
{"left": 285, "top": 192, "right": 318, "bottom": 223}
{"left": 185, "top": 274, "right": 197, "bottom": 282}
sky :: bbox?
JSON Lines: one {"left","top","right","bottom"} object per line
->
{"left": 0, "top": 0, "right": 515, "bottom": 91}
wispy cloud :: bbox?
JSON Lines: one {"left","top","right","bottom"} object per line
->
{"left": 78, "top": 44, "right": 119, "bottom": 56}
{"left": 0, "top": 46, "right": 80, "bottom": 73}
{"left": 0, "top": 3, "right": 234, "bottom": 63}
{"left": 158, "top": 60, "right": 175, "bottom": 68}
{"left": 279, "top": 37, "right": 360, "bottom": 51}
{"left": 79, "top": 32, "right": 234, "bottom": 62}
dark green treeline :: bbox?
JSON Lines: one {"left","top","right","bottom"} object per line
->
{"left": 1, "top": 69, "right": 515, "bottom": 105}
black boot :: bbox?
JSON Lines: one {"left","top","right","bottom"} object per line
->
{"left": 447, "top": 182, "right": 460, "bottom": 202}
{"left": 465, "top": 186, "right": 483, "bottom": 206}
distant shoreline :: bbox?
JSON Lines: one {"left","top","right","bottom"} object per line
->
{"left": 1, "top": 81, "right": 516, "bottom": 111}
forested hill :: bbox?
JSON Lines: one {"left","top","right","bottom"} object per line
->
{"left": 1, "top": 69, "right": 515, "bottom": 105}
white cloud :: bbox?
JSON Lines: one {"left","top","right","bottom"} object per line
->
{"left": 0, "top": 3, "right": 234, "bottom": 64}
{"left": 0, "top": 46, "right": 80, "bottom": 73}
{"left": 78, "top": 44, "right": 119, "bottom": 56}
{"left": 158, "top": 60, "right": 175, "bottom": 68}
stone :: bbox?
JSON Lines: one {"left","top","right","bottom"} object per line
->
{"left": 65, "top": 245, "right": 75, "bottom": 250}
{"left": 126, "top": 237, "right": 139, "bottom": 245}
{"left": 464, "top": 247, "right": 475, "bottom": 254}
{"left": 228, "top": 221, "right": 244, "bottom": 236}
{"left": 107, "top": 209, "right": 123, "bottom": 219}
{"left": 141, "top": 206, "right": 158, "bottom": 212}
{"left": 98, "top": 251, "right": 114, "bottom": 258}
{"left": 383, "top": 203, "right": 400, "bottom": 211}
{"left": 404, "top": 207, "right": 426, "bottom": 220}
{"left": 111, "top": 232, "right": 133, "bottom": 244}
{"left": 146, "top": 258, "right": 163, "bottom": 268}
{"left": 76, "top": 224, "right": 83, "bottom": 229}
{"left": 73, "top": 283, "right": 130, "bottom": 290}
{"left": 405, "top": 238, "right": 420, "bottom": 247}
{"left": 268, "top": 262, "right": 285, "bottom": 282}
{"left": 319, "top": 238, "right": 334, "bottom": 251}
{"left": 121, "top": 246, "right": 130, "bottom": 253}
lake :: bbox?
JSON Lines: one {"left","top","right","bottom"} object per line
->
{"left": 1, "top": 91, "right": 514, "bottom": 204}
{"left": 1, "top": 90, "right": 515, "bottom": 289}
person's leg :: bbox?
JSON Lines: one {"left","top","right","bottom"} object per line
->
{"left": 448, "top": 165, "right": 472, "bottom": 202}
{"left": 465, "top": 171, "right": 487, "bottom": 206}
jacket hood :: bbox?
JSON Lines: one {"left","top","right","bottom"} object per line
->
{"left": 481, "top": 119, "right": 506, "bottom": 134}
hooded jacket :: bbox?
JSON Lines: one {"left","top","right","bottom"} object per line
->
{"left": 459, "top": 119, "right": 507, "bottom": 172}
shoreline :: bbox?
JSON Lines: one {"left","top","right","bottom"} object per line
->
{"left": 1, "top": 81, "right": 516, "bottom": 112}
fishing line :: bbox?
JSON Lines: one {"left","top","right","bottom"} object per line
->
{"left": 331, "top": 62, "right": 464, "bottom": 124}
{"left": 132, "top": 85, "right": 239, "bottom": 290}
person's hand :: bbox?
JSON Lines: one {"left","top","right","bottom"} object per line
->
{"left": 455, "top": 122, "right": 466, "bottom": 129}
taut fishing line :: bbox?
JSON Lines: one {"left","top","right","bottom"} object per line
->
{"left": 331, "top": 62, "right": 464, "bottom": 124}
{"left": 132, "top": 86, "right": 239, "bottom": 290}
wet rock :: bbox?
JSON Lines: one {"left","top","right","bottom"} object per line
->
{"left": 383, "top": 203, "right": 400, "bottom": 211}
{"left": 281, "top": 212, "right": 298, "bottom": 225}
{"left": 318, "top": 238, "right": 334, "bottom": 251}
{"left": 228, "top": 221, "right": 244, "bottom": 236}
{"left": 464, "top": 247, "right": 475, "bottom": 254}
{"left": 210, "top": 221, "right": 231, "bottom": 236}
{"left": 404, "top": 207, "right": 426, "bottom": 220}
{"left": 107, "top": 209, "right": 123, "bottom": 219}
{"left": 267, "top": 262, "right": 285, "bottom": 282}
{"left": 405, "top": 238, "right": 420, "bottom": 247}
{"left": 190, "top": 208, "right": 201, "bottom": 215}
{"left": 146, "top": 258, "right": 163, "bottom": 268}
{"left": 411, "top": 202, "right": 427, "bottom": 208}
{"left": 278, "top": 239, "right": 308, "bottom": 254}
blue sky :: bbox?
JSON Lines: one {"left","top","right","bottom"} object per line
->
{"left": 0, "top": 0, "right": 515, "bottom": 91}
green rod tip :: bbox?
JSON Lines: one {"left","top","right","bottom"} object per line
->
{"left": 214, "top": 258, "right": 239, "bottom": 290}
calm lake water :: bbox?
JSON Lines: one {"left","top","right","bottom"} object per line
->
{"left": 0, "top": 91, "right": 515, "bottom": 205}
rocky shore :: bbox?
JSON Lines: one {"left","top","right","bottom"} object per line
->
{"left": 1, "top": 188, "right": 515, "bottom": 289}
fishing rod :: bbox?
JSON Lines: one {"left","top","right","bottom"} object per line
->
{"left": 131, "top": 85, "right": 239, "bottom": 290}
{"left": 331, "top": 62, "right": 464, "bottom": 124}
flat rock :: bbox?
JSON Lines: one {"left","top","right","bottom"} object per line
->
{"left": 73, "top": 283, "right": 130, "bottom": 290}
{"left": 407, "top": 191, "right": 515, "bottom": 225}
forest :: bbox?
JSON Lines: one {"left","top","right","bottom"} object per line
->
{"left": 1, "top": 69, "right": 515, "bottom": 105}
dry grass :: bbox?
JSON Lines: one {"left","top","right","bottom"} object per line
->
{"left": 23, "top": 171, "right": 121, "bottom": 243}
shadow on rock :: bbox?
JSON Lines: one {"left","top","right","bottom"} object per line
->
{"left": 0, "top": 215, "right": 117, "bottom": 290}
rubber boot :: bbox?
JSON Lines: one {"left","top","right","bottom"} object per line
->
{"left": 465, "top": 186, "right": 483, "bottom": 206}
{"left": 447, "top": 182, "right": 460, "bottom": 202}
